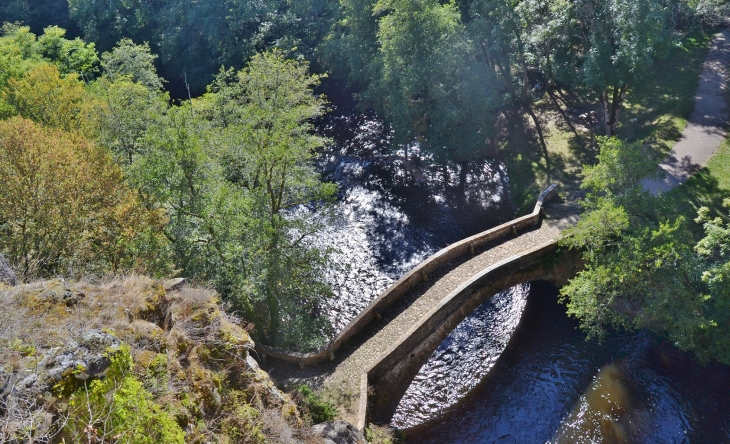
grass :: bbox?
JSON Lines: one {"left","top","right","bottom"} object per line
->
{"left": 661, "top": 137, "right": 730, "bottom": 239}
{"left": 707, "top": 138, "right": 730, "bottom": 191}
{"left": 502, "top": 29, "right": 716, "bottom": 213}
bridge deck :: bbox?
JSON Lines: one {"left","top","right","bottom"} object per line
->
{"left": 265, "top": 202, "right": 579, "bottom": 424}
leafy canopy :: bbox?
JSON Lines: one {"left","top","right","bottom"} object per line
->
{"left": 0, "top": 117, "right": 170, "bottom": 279}
{"left": 560, "top": 137, "right": 730, "bottom": 364}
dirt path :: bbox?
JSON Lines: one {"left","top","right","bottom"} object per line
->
{"left": 265, "top": 203, "right": 578, "bottom": 424}
{"left": 642, "top": 29, "right": 730, "bottom": 194}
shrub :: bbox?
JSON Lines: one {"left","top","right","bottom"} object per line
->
{"left": 294, "top": 385, "right": 336, "bottom": 424}
{"left": 62, "top": 345, "right": 185, "bottom": 444}
{"left": 365, "top": 425, "right": 405, "bottom": 444}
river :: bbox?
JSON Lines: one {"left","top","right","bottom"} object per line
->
{"left": 403, "top": 282, "right": 730, "bottom": 443}
{"left": 311, "top": 89, "right": 730, "bottom": 443}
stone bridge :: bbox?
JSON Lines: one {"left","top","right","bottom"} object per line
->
{"left": 259, "top": 185, "right": 581, "bottom": 429}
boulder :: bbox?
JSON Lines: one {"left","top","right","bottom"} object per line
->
{"left": 0, "top": 253, "right": 17, "bottom": 286}
{"left": 312, "top": 421, "right": 367, "bottom": 444}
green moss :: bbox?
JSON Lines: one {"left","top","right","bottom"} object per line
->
{"left": 62, "top": 346, "right": 185, "bottom": 444}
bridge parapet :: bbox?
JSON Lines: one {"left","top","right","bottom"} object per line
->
{"left": 256, "top": 185, "right": 559, "bottom": 367}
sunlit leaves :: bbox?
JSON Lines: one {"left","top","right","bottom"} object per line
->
{"left": 560, "top": 137, "right": 730, "bottom": 364}
{"left": 0, "top": 117, "right": 170, "bottom": 278}
{"left": 101, "top": 38, "right": 165, "bottom": 91}
{"left": 3, "top": 63, "right": 92, "bottom": 133}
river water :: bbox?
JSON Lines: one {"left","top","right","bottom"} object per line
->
{"left": 404, "top": 282, "right": 730, "bottom": 443}
{"left": 312, "top": 101, "right": 513, "bottom": 332}
{"left": 312, "top": 93, "right": 730, "bottom": 443}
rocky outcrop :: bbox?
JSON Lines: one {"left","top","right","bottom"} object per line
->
{"left": 0, "top": 276, "right": 316, "bottom": 443}
{"left": 1, "top": 330, "right": 121, "bottom": 402}
{"left": 0, "top": 253, "right": 16, "bottom": 287}
{"left": 312, "top": 420, "right": 367, "bottom": 444}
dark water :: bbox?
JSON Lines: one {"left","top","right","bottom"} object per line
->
{"left": 309, "top": 104, "right": 513, "bottom": 331}
{"left": 310, "top": 93, "right": 730, "bottom": 442}
{"left": 392, "top": 284, "right": 530, "bottom": 427}
{"left": 404, "top": 282, "right": 730, "bottom": 443}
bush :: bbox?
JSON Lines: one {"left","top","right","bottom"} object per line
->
{"left": 365, "top": 425, "right": 405, "bottom": 444}
{"left": 294, "top": 385, "right": 336, "bottom": 424}
{"left": 62, "top": 345, "right": 185, "bottom": 444}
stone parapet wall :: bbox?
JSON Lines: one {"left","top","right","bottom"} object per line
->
{"left": 256, "top": 184, "right": 558, "bottom": 367}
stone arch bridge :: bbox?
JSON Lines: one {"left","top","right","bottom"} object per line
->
{"left": 258, "top": 185, "right": 581, "bottom": 430}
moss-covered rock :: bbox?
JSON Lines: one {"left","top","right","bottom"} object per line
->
{"left": 0, "top": 276, "right": 315, "bottom": 443}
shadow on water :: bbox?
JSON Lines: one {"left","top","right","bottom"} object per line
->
{"left": 304, "top": 98, "right": 514, "bottom": 333}
{"left": 404, "top": 282, "right": 730, "bottom": 443}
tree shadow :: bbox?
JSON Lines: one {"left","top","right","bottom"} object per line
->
{"left": 499, "top": 109, "right": 546, "bottom": 214}
{"left": 661, "top": 167, "right": 730, "bottom": 238}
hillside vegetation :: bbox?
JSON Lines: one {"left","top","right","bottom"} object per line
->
{"left": 0, "top": 275, "right": 327, "bottom": 443}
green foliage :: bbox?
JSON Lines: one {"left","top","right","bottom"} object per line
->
{"left": 365, "top": 424, "right": 405, "bottom": 444}
{"left": 560, "top": 137, "right": 730, "bottom": 364}
{"left": 0, "top": 0, "right": 75, "bottom": 36}
{"left": 129, "top": 51, "right": 337, "bottom": 349}
{"left": 581, "top": 137, "right": 659, "bottom": 195}
{"left": 88, "top": 76, "right": 168, "bottom": 164}
{"left": 8, "top": 338, "right": 36, "bottom": 356}
{"left": 67, "top": 0, "right": 337, "bottom": 93}
{"left": 3, "top": 62, "right": 91, "bottom": 133}
{"left": 64, "top": 346, "right": 186, "bottom": 444}
{"left": 332, "top": 0, "right": 500, "bottom": 162}
{"left": 101, "top": 38, "right": 164, "bottom": 91}
{"left": 0, "top": 117, "right": 172, "bottom": 278}
{"left": 295, "top": 385, "right": 336, "bottom": 423}
{"left": 37, "top": 25, "right": 98, "bottom": 79}
{"left": 0, "top": 25, "right": 98, "bottom": 119}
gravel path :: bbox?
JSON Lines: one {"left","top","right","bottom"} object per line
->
{"left": 642, "top": 29, "right": 730, "bottom": 194}
{"left": 265, "top": 203, "right": 579, "bottom": 423}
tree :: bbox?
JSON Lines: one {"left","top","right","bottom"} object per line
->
{"left": 2, "top": 63, "right": 92, "bottom": 133}
{"left": 101, "top": 38, "right": 164, "bottom": 91}
{"left": 210, "top": 51, "right": 336, "bottom": 347}
{"left": 37, "top": 25, "right": 99, "bottom": 79}
{"left": 551, "top": 0, "right": 675, "bottom": 136}
{"left": 0, "top": 25, "right": 100, "bottom": 122}
{"left": 361, "top": 0, "right": 500, "bottom": 162}
{"left": 131, "top": 51, "right": 337, "bottom": 349}
{"left": 0, "top": 25, "right": 98, "bottom": 117}
{"left": 560, "top": 136, "right": 730, "bottom": 365}
{"left": 67, "top": 0, "right": 336, "bottom": 95}
{"left": 89, "top": 77, "right": 169, "bottom": 165}
{"left": 0, "top": 117, "right": 170, "bottom": 279}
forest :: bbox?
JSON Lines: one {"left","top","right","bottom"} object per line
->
{"left": 1, "top": 0, "right": 729, "bottom": 364}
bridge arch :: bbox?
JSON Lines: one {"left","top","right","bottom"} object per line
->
{"left": 360, "top": 242, "right": 582, "bottom": 427}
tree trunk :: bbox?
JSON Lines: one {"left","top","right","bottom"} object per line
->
{"left": 264, "top": 226, "right": 282, "bottom": 345}
{"left": 522, "top": 65, "right": 530, "bottom": 104}
{"left": 599, "top": 83, "right": 628, "bottom": 137}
